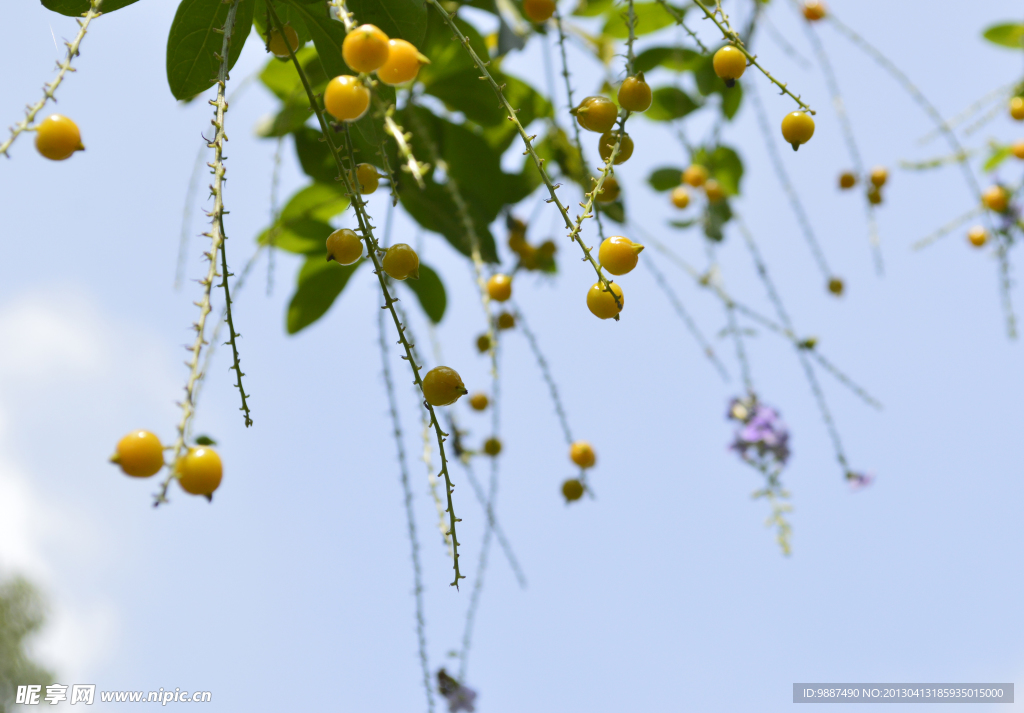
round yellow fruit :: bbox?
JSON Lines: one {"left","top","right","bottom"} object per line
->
{"left": 671, "top": 186, "right": 691, "bottom": 208}
{"left": 34, "top": 114, "right": 83, "bottom": 161}
{"left": 326, "top": 228, "right": 363, "bottom": 265}
{"left": 781, "top": 112, "right": 815, "bottom": 150}
{"left": 324, "top": 75, "right": 370, "bottom": 121}
{"left": 111, "top": 430, "right": 164, "bottom": 478}
{"left": 382, "top": 243, "right": 420, "bottom": 280}
{"left": 422, "top": 366, "right": 468, "bottom": 407}
{"left": 176, "top": 447, "right": 223, "bottom": 498}
{"left": 570, "top": 441, "right": 596, "bottom": 469}
{"left": 586, "top": 281, "right": 624, "bottom": 320}
{"left": 598, "top": 236, "right": 644, "bottom": 276}
{"left": 342, "top": 24, "right": 390, "bottom": 73}
{"left": 618, "top": 74, "right": 652, "bottom": 112}
{"left": 487, "top": 274, "right": 513, "bottom": 302}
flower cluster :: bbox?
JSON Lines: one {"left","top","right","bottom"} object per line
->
{"left": 438, "top": 669, "right": 477, "bottom": 713}
{"left": 727, "top": 395, "right": 791, "bottom": 472}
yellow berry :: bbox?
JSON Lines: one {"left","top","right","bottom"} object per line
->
{"left": 1012, "top": 140, "right": 1024, "bottom": 160}
{"left": 587, "top": 281, "right": 624, "bottom": 319}
{"left": 598, "top": 236, "right": 644, "bottom": 276}
{"left": 176, "top": 447, "right": 222, "bottom": 498}
{"left": 324, "top": 75, "right": 370, "bottom": 121}
{"left": 839, "top": 172, "right": 856, "bottom": 189}
{"left": 110, "top": 430, "right": 164, "bottom": 478}
{"left": 802, "top": 0, "right": 826, "bottom": 20}
{"left": 562, "top": 478, "right": 585, "bottom": 502}
{"left": 34, "top": 114, "right": 83, "bottom": 161}
{"left": 342, "top": 24, "right": 390, "bottom": 73}
{"left": 570, "top": 441, "right": 596, "bottom": 468}
{"left": 596, "top": 175, "right": 620, "bottom": 203}
{"left": 867, "top": 186, "right": 882, "bottom": 205}
{"left": 382, "top": 243, "right": 420, "bottom": 280}
{"left": 377, "top": 39, "right": 426, "bottom": 85}
{"left": 827, "top": 277, "right": 844, "bottom": 296}
{"left": 476, "top": 334, "right": 491, "bottom": 353}
{"left": 483, "top": 437, "right": 502, "bottom": 456}
{"left": 1010, "top": 97, "right": 1024, "bottom": 121}
{"left": 781, "top": 112, "right": 815, "bottom": 151}
{"left": 598, "top": 131, "right": 633, "bottom": 165}
{"left": 349, "top": 163, "right": 380, "bottom": 194}
{"left": 982, "top": 185, "right": 1008, "bottom": 213}
{"left": 469, "top": 392, "right": 489, "bottom": 411}
{"left": 671, "top": 186, "right": 691, "bottom": 208}
{"left": 487, "top": 274, "right": 513, "bottom": 302}
{"left": 497, "top": 312, "right": 516, "bottom": 330}
{"left": 967, "top": 225, "right": 988, "bottom": 248}
{"left": 523, "top": 0, "right": 556, "bottom": 23}
{"left": 712, "top": 45, "right": 746, "bottom": 86}
{"left": 869, "top": 166, "right": 888, "bottom": 187}
{"left": 326, "top": 228, "right": 363, "bottom": 265}
{"left": 422, "top": 366, "right": 467, "bottom": 407}
{"left": 617, "top": 74, "right": 652, "bottom": 112}
{"left": 267, "top": 24, "right": 299, "bottom": 58}
{"left": 704, "top": 179, "right": 725, "bottom": 203}
{"left": 575, "top": 96, "right": 618, "bottom": 133}
{"left": 682, "top": 164, "right": 708, "bottom": 187}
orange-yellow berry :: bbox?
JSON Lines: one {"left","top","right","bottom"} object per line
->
{"left": 469, "top": 392, "right": 489, "bottom": 411}
{"left": 267, "top": 25, "right": 299, "bottom": 58}
{"left": 523, "top": 0, "right": 556, "bottom": 23}
{"left": 828, "top": 277, "right": 844, "bottom": 296}
{"left": 712, "top": 45, "right": 746, "bottom": 87}
{"left": 487, "top": 274, "right": 513, "bottom": 302}
{"left": 570, "top": 441, "right": 596, "bottom": 468}
{"left": 781, "top": 112, "right": 815, "bottom": 151}
{"left": 598, "top": 131, "right": 633, "bottom": 165}
{"left": 618, "top": 74, "right": 652, "bottom": 112}
{"left": 326, "top": 228, "right": 363, "bottom": 265}
{"left": 869, "top": 166, "right": 888, "bottom": 187}
{"left": 1010, "top": 97, "right": 1024, "bottom": 121}
{"left": 349, "top": 163, "right": 380, "bottom": 194}
{"left": 575, "top": 96, "right": 618, "bottom": 134}
{"left": 867, "top": 186, "right": 883, "bottom": 205}
{"left": 587, "top": 281, "right": 624, "bottom": 320}
{"left": 599, "top": 236, "right": 644, "bottom": 276}
{"left": 839, "top": 172, "right": 856, "bottom": 189}
{"left": 497, "top": 312, "right": 516, "bottom": 330}
{"left": 476, "top": 334, "right": 491, "bottom": 353}
{"left": 1012, "top": 140, "right": 1024, "bottom": 160}
{"left": 422, "top": 366, "right": 468, "bottom": 406}
{"left": 34, "top": 114, "right": 83, "bottom": 161}
{"left": 176, "top": 447, "right": 223, "bottom": 498}
{"left": 982, "top": 185, "right": 1009, "bottom": 213}
{"left": 682, "top": 164, "right": 708, "bottom": 187}
{"left": 342, "top": 24, "right": 390, "bottom": 73}
{"left": 110, "top": 430, "right": 164, "bottom": 478}
{"left": 671, "top": 186, "right": 691, "bottom": 208}
{"left": 483, "top": 437, "right": 502, "bottom": 456}
{"left": 967, "top": 226, "right": 988, "bottom": 248}
{"left": 324, "top": 75, "right": 370, "bottom": 121}
{"left": 704, "top": 179, "right": 725, "bottom": 203}
{"left": 377, "top": 39, "right": 427, "bottom": 85}
{"left": 802, "top": 0, "right": 826, "bottom": 20}
{"left": 382, "top": 243, "right": 420, "bottom": 280}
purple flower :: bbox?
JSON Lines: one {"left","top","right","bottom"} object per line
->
{"left": 846, "top": 471, "right": 875, "bottom": 491}
{"left": 727, "top": 395, "right": 791, "bottom": 468}
{"left": 438, "top": 669, "right": 477, "bottom": 713}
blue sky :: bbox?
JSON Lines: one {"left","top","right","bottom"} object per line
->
{"left": 2, "top": 0, "right": 1023, "bottom": 711}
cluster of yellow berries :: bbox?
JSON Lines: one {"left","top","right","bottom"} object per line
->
{"left": 966, "top": 184, "right": 1014, "bottom": 248}
{"left": 838, "top": 165, "right": 888, "bottom": 205}
{"left": 110, "top": 430, "right": 222, "bottom": 499}
{"left": 325, "top": 229, "right": 420, "bottom": 281}
{"left": 571, "top": 74, "right": 651, "bottom": 172}
{"left": 670, "top": 164, "right": 725, "bottom": 211}
{"left": 322, "top": 24, "right": 429, "bottom": 122}
{"left": 34, "top": 114, "right": 84, "bottom": 161}
{"left": 507, "top": 217, "right": 557, "bottom": 271}
{"left": 561, "top": 441, "right": 596, "bottom": 502}
{"left": 587, "top": 235, "right": 644, "bottom": 320}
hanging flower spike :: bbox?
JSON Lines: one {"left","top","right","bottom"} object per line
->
{"left": 727, "top": 395, "right": 791, "bottom": 469}
{"left": 846, "top": 471, "right": 875, "bottom": 492}
{"left": 437, "top": 668, "right": 477, "bottom": 712}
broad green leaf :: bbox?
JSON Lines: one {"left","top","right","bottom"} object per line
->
{"left": 282, "top": 0, "right": 351, "bottom": 78}
{"left": 399, "top": 182, "right": 500, "bottom": 262}
{"left": 983, "top": 145, "right": 1013, "bottom": 172}
{"left": 423, "top": 66, "right": 551, "bottom": 132}
{"left": 982, "top": 23, "right": 1024, "bottom": 49}
{"left": 418, "top": 14, "right": 489, "bottom": 86}
{"left": 403, "top": 264, "right": 447, "bottom": 323}
{"left": 634, "top": 46, "right": 702, "bottom": 73}
{"left": 573, "top": 0, "right": 614, "bottom": 17}
{"left": 257, "top": 182, "right": 351, "bottom": 254}
{"left": 280, "top": 182, "right": 351, "bottom": 223}
{"left": 602, "top": 2, "right": 678, "bottom": 39}
{"left": 293, "top": 125, "right": 390, "bottom": 186}
{"left": 349, "top": 0, "right": 428, "bottom": 45}
{"left": 166, "top": 0, "right": 257, "bottom": 101}
{"left": 693, "top": 145, "right": 743, "bottom": 195}
{"left": 259, "top": 47, "right": 324, "bottom": 100}
{"left": 648, "top": 167, "right": 684, "bottom": 191}
{"left": 536, "top": 127, "right": 589, "bottom": 189}
{"left": 645, "top": 86, "right": 700, "bottom": 121}
{"left": 669, "top": 218, "right": 698, "bottom": 229}
{"left": 598, "top": 199, "right": 625, "bottom": 223}
{"left": 42, "top": 0, "right": 140, "bottom": 14}
{"left": 702, "top": 199, "right": 732, "bottom": 242}
{"left": 257, "top": 103, "right": 316, "bottom": 137}
{"left": 259, "top": 217, "right": 333, "bottom": 254}
{"left": 287, "top": 256, "right": 360, "bottom": 333}
{"left": 720, "top": 80, "right": 742, "bottom": 120}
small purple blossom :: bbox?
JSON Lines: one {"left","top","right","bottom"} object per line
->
{"left": 727, "top": 395, "right": 791, "bottom": 469}
{"left": 438, "top": 669, "right": 477, "bottom": 713}
{"left": 846, "top": 470, "right": 875, "bottom": 491}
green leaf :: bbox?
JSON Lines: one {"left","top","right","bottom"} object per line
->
{"left": 399, "top": 181, "right": 500, "bottom": 261}
{"left": 282, "top": 0, "right": 351, "bottom": 78}
{"left": 648, "top": 167, "right": 684, "bottom": 191}
{"left": 602, "top": 2, "right": 678, "bottom": 38}
{"left": 598, "top": 199, "right": 626, "bottom": 224}
{"left": 349, "top": 0, "right": 428, "bottom": 45}
{"left": 702, "top": 199, "right": 732, "bottom": 242}
{"left": 165, "top": 0, "right": 256, "bottom": 101}
{"left": 42, "top": 0, "right": 140, "bottom": 14}
{"left": 418, "top": 13, "right": 489, "bottom": 86}
{"left": 536, "top": 127, "right": 589, "bottom": 189}
{"left": 572, "top": 0, "right": 614, "bottom": 17}
{"left": 423, "top": 67, "right": 551, "bottom": 131}
{"left": 257, "top": 181, "right": 351, "bottom": 254}
{"left": 983, "top": 145, "right": 1013, "bottom": 172}
{"left": 720, "top": 80, "right": 742, "bottom": 120}
{"left": 634, "top": 46, "right": 703, "bottom": 73}
{"left": 982, "top": 23, "right": 1024, "bottom": 49}
{"left": 194, "top": 434, "right": 217, "bottom": 446}
{"left": 693, "top": 145, "right": 743, "bottom": 195}
{"left": 287, "top": 256, "right": 360, "bottom": 334}
{"left": 260, "top": 217, "right": 332, "bottom": 254}
{"left": 403, "top": 264, "right": 447, "bottom": 323}
{"left": 281, "top": 182, "right": 351, "bottom": 223}
{"left": 669, "top": 218, "right": 698, "bottom": 229}
{"left": 259, "top": 47, "right": 326, "bottom": 100}
{"left": 645, "top": 86, "right": 700, "bottom": 121}
{"left": 254, "top": 0, "right": 313, "bottom": 44}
